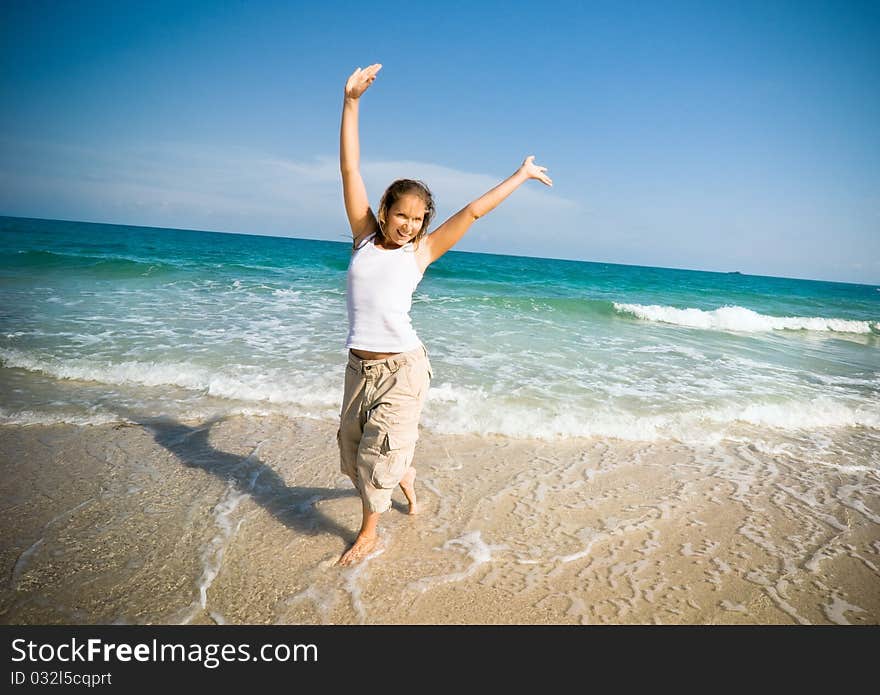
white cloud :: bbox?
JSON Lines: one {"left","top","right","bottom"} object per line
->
{"left": 0, "top": 138, "right": 581, "bottom": 250}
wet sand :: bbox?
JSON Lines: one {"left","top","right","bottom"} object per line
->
{"left": 1, "top": 415, "right": 878, "bottom": 624}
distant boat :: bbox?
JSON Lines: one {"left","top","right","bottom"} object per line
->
{"left": 727, "top": 271, "right": 742, "bottom": 275}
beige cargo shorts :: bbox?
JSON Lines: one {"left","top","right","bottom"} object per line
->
{"left": 337, "top": 343, "right": 433, "bottom": 513}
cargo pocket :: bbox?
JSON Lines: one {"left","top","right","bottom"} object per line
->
{"left": 370, "top": 430, "right": 418, "bottom": 489}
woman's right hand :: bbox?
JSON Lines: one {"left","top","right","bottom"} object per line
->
{"left": 345, "top": 63, "right": 382, "bottom": 99}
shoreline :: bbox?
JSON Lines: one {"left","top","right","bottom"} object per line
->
{"left": 1, "top": 415, "right": 878, "bottom": 625}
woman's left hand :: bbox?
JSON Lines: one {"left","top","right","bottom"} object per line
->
{"left": 519, "top": 155, "right": 552, "bottom": 186}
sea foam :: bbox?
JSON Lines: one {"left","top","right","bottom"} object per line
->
{"left": 613, "top": 303, "right": 878, "bottom": 334}
{"left": 423, "top": 386, "right": 880, "bottom": 441}
{"left": 0, "top": 348, "right": 339, "bottom": 409}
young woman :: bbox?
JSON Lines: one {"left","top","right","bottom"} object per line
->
{"left": 336, "top": 63, "right": 552, "bottom": 565}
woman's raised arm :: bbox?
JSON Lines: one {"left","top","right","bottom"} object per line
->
{"left": 420, "top": 156, "right": 552, "bottom": 268}
{"left": 340, "top": 64, "right": 382, "bottom": 241}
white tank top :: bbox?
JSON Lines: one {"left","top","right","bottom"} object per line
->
{"left": 345, "top": 233, "right": 424, "bottom": 352}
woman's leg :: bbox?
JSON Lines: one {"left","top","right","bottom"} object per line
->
{"left": 397, "top": 346, "right": 430, "bottom": 515}
{"left": 398, "top": 466, "right": 418, "bottom": 514}
{"left": 337, "top": 346, "right": 430, "bottom": 564}
{"left": 337, "top": 497, "right": 381, "bottom": 566}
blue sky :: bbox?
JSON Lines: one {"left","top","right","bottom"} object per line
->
{"left": 1, "top": 0, "right": 878, "bottom": 283}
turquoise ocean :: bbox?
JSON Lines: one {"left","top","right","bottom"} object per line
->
{"left": 2, "top": 215, "right": 878, "bottom": 469}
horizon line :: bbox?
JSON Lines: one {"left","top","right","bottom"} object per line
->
{"left": 2, "top": 213, "right": 877, "bottom": 289}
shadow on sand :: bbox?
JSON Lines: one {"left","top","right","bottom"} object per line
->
{"left": 117, "top": 410, "right": 359, "bottom": 545}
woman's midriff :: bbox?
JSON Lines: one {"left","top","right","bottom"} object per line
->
{"left": 350, "top": 348, "right": 401, "bottom": 360}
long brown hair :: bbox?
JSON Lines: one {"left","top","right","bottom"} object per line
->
{"left": 376, "top": 179, "right": 435, "bottom": 247}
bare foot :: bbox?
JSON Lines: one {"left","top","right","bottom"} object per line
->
{"left": 337, "top": 534, "right": 379, "bottom": 566}
{"left": 398, "top": 467, "right": 419, "bottom": 515}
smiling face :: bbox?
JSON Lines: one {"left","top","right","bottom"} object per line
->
{"left": 380, "top": 193, "right": 428, "bottom": 247}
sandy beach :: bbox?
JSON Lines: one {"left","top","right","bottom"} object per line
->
{"left": 1, "top": 415, "right": 877, "bottom": 625}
